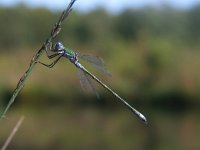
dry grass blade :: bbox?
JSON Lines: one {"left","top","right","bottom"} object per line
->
{"left": 1, "top": 116, "right": 25, "bottom": 150}
{"left": 0, "top": 0, "right": 77, "bottom": 119}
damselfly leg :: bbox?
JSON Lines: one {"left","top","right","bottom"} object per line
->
{"left": 37, "top": 54, "right": 64, "bottom": 68}
{"left": 37, "top": 42, "right": 64, "bottom": 68}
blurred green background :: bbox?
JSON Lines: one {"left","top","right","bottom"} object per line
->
{"left": 1, "top": 2, "right": 200, "bottom": 150}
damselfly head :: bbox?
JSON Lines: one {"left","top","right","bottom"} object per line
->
{"left": 54, "top": 42, "right": 64, "bottom": 51}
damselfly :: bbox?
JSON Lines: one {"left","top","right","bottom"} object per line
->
{"left": 37, "top": 42, "right": 147, "bottom": 124}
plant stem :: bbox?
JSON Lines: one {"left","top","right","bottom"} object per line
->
{"left": 0, "top": 0, "right": 77, "bottom": 119}
{"left": 1, "top": 116, "right": 24, "bottom": 150}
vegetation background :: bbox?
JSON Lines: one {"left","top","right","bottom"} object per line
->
{"left": 1, "top": 2, "right": 200, "bottom": 150}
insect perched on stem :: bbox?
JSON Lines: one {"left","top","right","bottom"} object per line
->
{"left": 37, "top": 42, "right": 147, "bottom": 124}
{"left": 0, "top": 0, "right": 77, "bottom": 119}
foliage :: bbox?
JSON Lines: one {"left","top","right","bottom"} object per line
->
{"left": 1, "top": 4, "right": 200, "bottom": 150}
{"left": 0, "top": 5, "right": 200, "bottom": 110}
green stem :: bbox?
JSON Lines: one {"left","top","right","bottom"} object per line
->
{"left": 0, "top": 0, "right": 77, "bottom": 119}
{"left": 0, "top": 47, "right": 44, "bottom": 118}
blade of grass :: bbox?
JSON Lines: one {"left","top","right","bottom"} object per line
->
{"left": 0, "top": 0, "right": 77, "bottom": 119}
{"left": 1, "top": 116, "right": 25, "bottom": 150}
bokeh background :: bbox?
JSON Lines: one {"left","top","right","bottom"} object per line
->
{"left": 1, "top": 0, "right": 200, "bottom": 149}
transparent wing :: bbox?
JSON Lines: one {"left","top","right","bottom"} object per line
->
{"left": 78, "top": 54, "right": 112, "bottom": 77}
{"left": 77, "top": 68, "right": 100, "bottom": 99}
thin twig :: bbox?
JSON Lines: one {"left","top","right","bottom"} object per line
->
{"left": 1, "top": 116, "right": 25, "bottom": 150}
{"left": 0, "top": 0, "right": 77, "bottom": 119}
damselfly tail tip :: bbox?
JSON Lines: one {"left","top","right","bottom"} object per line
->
{"left": 138, "top": 113, "right": 148, "bottom": 124}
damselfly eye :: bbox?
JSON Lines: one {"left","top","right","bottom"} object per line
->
{"left": 54, "top": 42, "right": 64, "bottom": 51}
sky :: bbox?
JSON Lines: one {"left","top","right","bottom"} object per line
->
{"left": 0, "top": 0, "right": 200, "bottom": 13}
